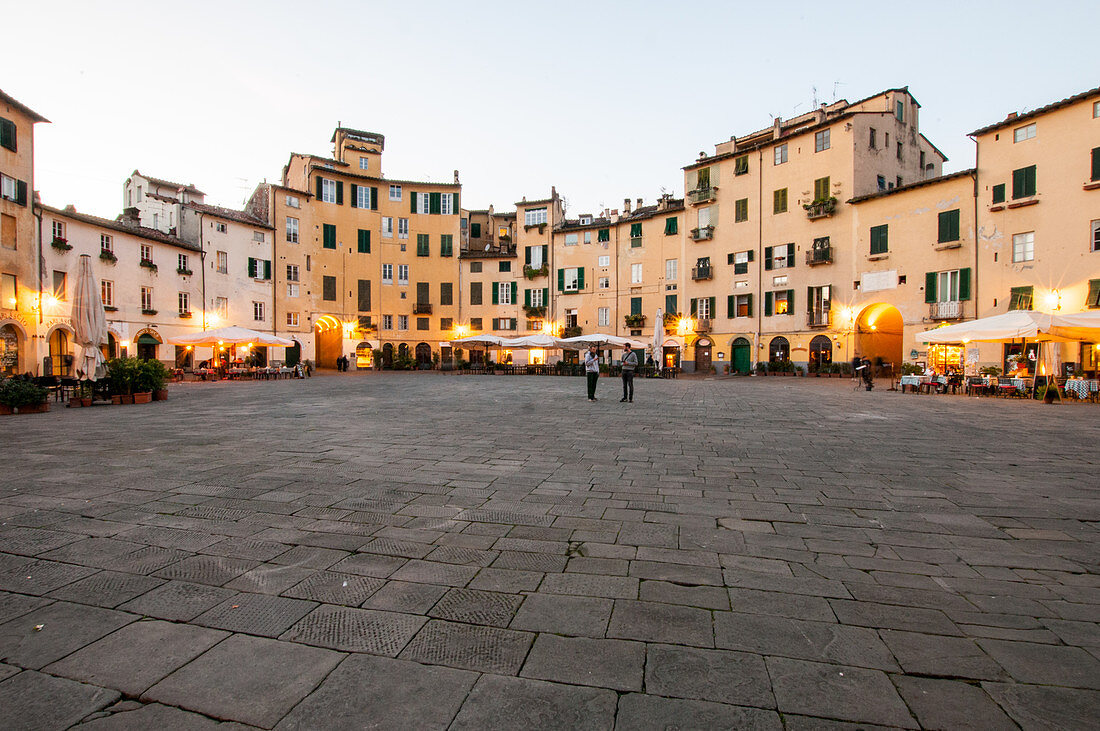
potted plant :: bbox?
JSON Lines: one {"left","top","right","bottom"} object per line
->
{"left": 99, "top": 250, "right": 118, "bottom": 263}
{"left": 51, "top": 237, "right": 72, "bottom": 252}
{"left": 523, "top": 264, "right": 549, "bottom": 279}
{"left": 70, "top": 380, "right": 94, "bottom": 407}
{"left": 107, "top": 357, "right": 136, "bottom": 403}
{"left": 624, "top": 314, "right": 646, "bottom": 328}
{"left": 0, "top": 377, "right": 50, "bottom": 414}
{"left": 140, "top": 359, "right": 170, "bottom": 400}
{"left": 139, "top": 258, "right": 158, "bottom": 271}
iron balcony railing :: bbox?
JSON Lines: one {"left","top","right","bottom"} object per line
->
{"left": 690, "top": 225, "right": 715, "bottom": 242}
{"left": 807, "top": 309, "right": 830, "bottom": 328}
{"left": 929, "top": 300, "right": 962, "bottom": 319}
{"left": 413, "top": 303, "right": 432, "bottom": 314}
{"left": 691, "top": 265, "right": 713, "bottom": 281}
{"left": 687, "top": 187, "right": 717, "bottom": 205}
{"left": 806, "top": 246, "right": 833, "bottom": 265}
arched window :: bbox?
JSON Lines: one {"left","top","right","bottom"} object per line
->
{"left": 809, "top": 335, "right": 833, "bottom": 369}
{"left": 769, "top": 336, "right": 790, "bottom": 363}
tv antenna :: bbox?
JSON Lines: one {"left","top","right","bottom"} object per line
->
{"left": 812, "top": 85, "right": 818, "bottom": 107}
{"left": 832, "top": 80, "right": 844, "bottom": 102}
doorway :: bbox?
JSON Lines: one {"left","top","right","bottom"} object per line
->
{"left": 694, "top": 337, "right": 712, "bottom": 372}
{"left": 731, "top": 337, "right": 751, "bottom": 374}
{"left": 136, "top": 333, "right": 159, "bottom": 361}
{"left": 809, "top": 335, "right": 833, "bottom": 371}
{"left": 415, "top": 342, "right": 432, "bottom": 369}
{"left": 285, "top": 340, "right": 301, "bottom": 367}
{"left": 855, "top": 303, "right": 903, "bottom": 370}
{"left": 382, "top": 343, "right": 394, "bottom": 368}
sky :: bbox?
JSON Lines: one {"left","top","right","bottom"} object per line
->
{"left": 6, "top": 1, "right": 1098, "bottom": 220}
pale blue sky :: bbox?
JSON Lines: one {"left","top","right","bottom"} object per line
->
{"left": 8, "top": 0, "right": 1098, "bottom": 219}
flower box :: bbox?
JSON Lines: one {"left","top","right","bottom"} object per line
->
{"left": 176, "top": 268, "right": 193, "bottom": 276}
{"left": 141, "top": 309, "right": 157, "bottom": 316}
{"left": 51, "top": 238, "right": 72, "bottom": 251}
{"left": 133, "top": 391, "right": 152, "bottom": 404}
{"left": 153, "top": 389, "right": 169, "bottom": 401}
{"left": 139, "top": 259, "right": 158, "bottom": 271}
{"left": 99, "top": 251, "right": 117, "bottom": 263}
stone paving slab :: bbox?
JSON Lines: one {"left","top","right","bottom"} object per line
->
{"left": 3, "top": 374, "right": 1099, "bottom": 728}
{"left": 0, "top": 670, "right": 120, "bottom": 731}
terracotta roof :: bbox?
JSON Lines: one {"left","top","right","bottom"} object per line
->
{"left": 272, "top": 184, "right": 313, "bottom": 198}
{"left": 145, "top": 191, "right": 179, "bottom": 204}
{"left": 556, "top": 198, "right": 684, "bottom": 231}
{"left": 969, "top": 85, "right": 1100, "bottom": 137}
{"left": 0, "top": 88, "right": 49, "bottom": 123}
{"left": 132, "top": 170, "right": 205, "bottom": 196}
{"left": 37, "top": 203, "right": 202, "bottom": 252}
{"left": 515, "top": 197, "right": 555, "bottom": 207}
{"left": 848, "top": 169, "right": 975, "bottom": 204}
{"left": 330, "top": 127, "right": 385, "bottom": 147}
{"left": 306, "top": 160, "right": 460, "bottom": 188}
{"left": 185, "top": 201, "right": 273, "bottom": 229}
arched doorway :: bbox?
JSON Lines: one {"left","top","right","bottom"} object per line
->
{"left": 398, "top": 343, "right": 410, "bottom": 360}
{"left": 136, "top": 333, "right": 160, "bottom": 361}
{"left": 855, "top": 304, "right": 903, "bottom": 372}
{"left": 1, "top": 323, "right": 25, "bottom": 376}
{"left": 285, "top": 340, "right": 301, "bottom": 367}
{"left": 314, "top": 316, "right": 342, "bottom": 369}
{"left": 48, "top": 328, "right": 74, "bottom": 376}
{"left": 694, "top": 337, "right": 712, "bottom": 373}
{"left": 382, "top": 343, "right": 394, "bottom": 368}
{"left": 415, "top": 342, "right": 432, "bottom": 369}
{"left": 809, "top": 335, "right": 833, "bottom": 371}
{"left": 355, "top": 342, "right": 373, "bottom": 369}
{"left": 730, "top": 337, "right": 751, "bottom": 374}
{"left": 769, "top": 336, "right": 790, "bottom": 363}
{"left": 101, "top": 333, "right": 118, "bottom": 363}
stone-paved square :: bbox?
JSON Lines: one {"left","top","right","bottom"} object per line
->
{"left": 2, "top": 374, "right": 1098, "bottom": 728}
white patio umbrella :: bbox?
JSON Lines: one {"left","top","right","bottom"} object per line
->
{"left": 168, "top": 325, "right": 295, "bottom": 347}
{"left": 448, "top": 334, "right": 508, "bottom": 346}
{"left": 70, "top": 254, "right": 108, "bottom": 380}
{"left": 501, "top": 333, "right": 562, "bottom": 348}
{"left": 558, "top": 334, "right": 648, "bottom": 349}
{"left": 651, "top": 308, "right": 664, "bottom": 371}
{"left": 914, "top": 310, "right": 1074, "bottom": 344}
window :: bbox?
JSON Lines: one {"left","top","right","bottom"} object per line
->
{"left": 441, "top": 282, "right": 453, "bottom": 305}
{"left": 469, "top": 261, "right": 482, "bottom": 273}
{"left": 1008, "top": 286, "right": 1034, "bottom": 311}
{"left": 630, "top": 222, "right": 642, "bottom": 246}
{"left": 440, "top": 317, "right": 453, "bottom": 331}
{"left": 0, "top": 117, "right": 15, "bottom": 151}
{"left": 153, "top": 214, "right": 160, "bottom": 230}
{"left": 734, "top": 198, "right": 748, "bottom": 223}
{"left": 666, "top": 259, "right": 678, "bottom": 281}
{"left": 141, "top": 286, "right": 153, "bottom": 311}
{"left": 382, "top": 314, "right": 393, "bottom": 330}
{"left": 583, "top": 231, "right": 592, "bottom": 244}
{"left": 896, "top": 141, "right": 903, "bottom": 161}
{"left": 468, "top": 317, "right": 482, "bottom": 331}
{"left": 697, "top": 206, "right": 713, "bottom": 229}
{"left": 815, "top": 129, "right": 830, "bottom": 152}
{"left": 323, "top": 224, "right": 336, "bottom": 249}
{"left": 528, "top": 288, "right": 544, "bottom": 307}
{"left": 496, "top": 282, "right": 513, "bottom": 305}
{"left": 417, "top": 233, "right": 429, "bottom": 257}
{"left": 1091, "top": 147, "right": 1100, "bottom": 182}
{"left": 398, "top": 264, "right": 409, "bottom": 285}
{"left": 1095, "top": 101, "right": 1100, "bottom": 118}
{"left": 869, "top": 128, "right": 877, "bottom": 149}
{"left": 764, "top": 244, "right": 793, "bottom": 271}
{"left": 694, "top": 297, "right": 712, "bottom": 319}
{"left": 524, "top": 208, "right": 548, "bottom": 226}
{"left": 140, "top": 244, "right": 152, "bottom": 263}
{"left": 561, "top": 267, "right": 581, "bottom": 292}
{"left": 498, "top": 261, "right": 511, "bottom": 272}
{"left": 598, "top": 277, "right": 610, "bottom": 289}
{"left": 664, "top": 217, "right": 678, "bottom": 235}
{"left": 253, "top": 231, "right": 264, "bottom": 243}
{"left": 895, "top": 100, "right": 905, "bottom": 122}
{"left": 247, "top": 258, "right": 271, "bottom": 280}
{"left": 597, "top": 228, "right": 609, "bottom": 242}
{"left": 397, "top": 314, "right": 408, "bottom": 330}
{"left": 286, "top": 312, "right": 299, "bottom": 327}
{"left": 216, "top": 251, "right": 227, "bottom": 273}
{"left": 734, "top": 155, "right": 749, "bottom": 175}
{"left": 938, "top": 210, "right": 961, "bottom": 244}
{"left": 286, "top": 217, "right": 299, "bottom": 243}
{"left": 1012, "top": 232, "right": 1035, "bottom": 262}
{"left": 51, "top": 220, "right": 66, "bottom": 241}
{"left": 178, "top": 292, "right": 190, "bottom": 315}
{"left": 381, "top": 264, "right": 393, "bottom": 285}
{"left": 214, "top": 297, "right": 228, "bottom": 318}
{"left": 381, "top": 217, "right": 393, "bottom": 238}
{"left": 774, "top": 144, "right": 788, "bottom": 165}
{"left": 100, "top": 280, "right": 113, "bottom": 307}
{"left": 526, "top": 245, "right": 545, "bottom": 269}
{"left": 359, "top": 157, "right": 369, "bottom": 170}
{"left": 100, "top": 234, "right": 113, "bottom": 254}
{"left": 470, "top": 281, "right": 482, "bottom": 305}
{"left": 598, "top": 255, "right": 610, "bottom": 267}
{"left": 1012, "top": 165, "right": 1037, "bottom": 199}
{"left": 870, "top": 225, "right": 889, "bottom": 255}
{"left": 286, "top": 195, "right": 300, "bottom": 208}
{"left": 176, "top": 253, "right": 188, "bottom": 273}
{"left": 730, "top": 293, "right": 752, "bottom": 318}
{"left": 772, "top": 275, "right": 788, "bottom": 287}
{"left": 764, "top": 289, "right": 792, "bottom": 316}
{"left": 565, "top": 233, "right": 578, "bottom": 246}
{"left": 1, "top": 213, "right": 14, "bottom": 249}
{"left": 356, "top": 185, "right": 371, "bottom": 209}
{"left": 322, "top": 276, "right": 336, "bottom": 301}
{"left": 877, "top": 175, "right": 886, "bottom": 191}
{"left": 929, "top": 269, "right": 967, "bottom": 303}
{"left": 398, "top": 218, "right": 409, "bottom": 239}
{"left": 813, "top": 176, "right": 830, "bottom": 201}
{"left": 287, "top": 264, "right": 299, "bottom": 284}
{"left": 215, "top": 222, "right": 227, "bottom": 233}
{"left": 598, "top": 307, "right": 610, "bottom": 327}
{"left": 1014, "top": 124, "right": 1036, "bottom": 143}
{"left": 773, "top": 189, "right": 788, "bottom": 214}
{"left": 631, "top": 263, "right": 643, "bottom": 284}
{"left": 1, "top": 174, "right": 27, "bottom": 205}
{"left": 388, "top": 184, "right": 402, "bottom": 201}
{"left": 287, "top": 282, "right": 299, "bottom": 297}
{"left": 1092, "top": 220, "right": 1100, "bottom": 252}
{"left": 441, "top": 234, "right": 453, "bottom": 257}
{"left": 321, "top": 178, "right": 337, "bottom": 203}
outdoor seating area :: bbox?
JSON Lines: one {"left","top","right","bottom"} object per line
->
{"left": 188, "top": 366, "right": 298, "bottom": 381}
{"left": 453, "top": 362, "right": 678, "bottom": 378}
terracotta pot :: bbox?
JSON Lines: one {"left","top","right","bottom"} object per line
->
{"left": 111, "top": 395, "right": 122, "bottom": 405}
{"left": 81, "top": 397, "right": 93, "bottom": 407}
{"left": 153, "top": 389, "right": 169, "bottom": 401}
{"left": 0, "top": 404, "right": 12, "bottom": 415}
{"left": 133, "top": 392, "right": 152, "bottom": 404}
{"left": 15, "top": 402, "right": 49, "bottom": 414}
{"left": 121, "top": 394, "right": 134, "bottom": 404}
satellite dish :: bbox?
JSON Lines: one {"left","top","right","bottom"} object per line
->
{"left": 484, "top": 244, "right": 490, "bottom": 251}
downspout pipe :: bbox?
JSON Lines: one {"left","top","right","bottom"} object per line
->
{"left": 755, "top": 148, "right": 764, "bottom": 372}
{"left": 969, "top": 135, "right": 979, "bottom": 322}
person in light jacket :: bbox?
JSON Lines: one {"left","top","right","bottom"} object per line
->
{"left": 620, "top": 344, "right": 638, "bottom": 403}
{"left": 584, "top": 345, "right": 600, "bottom": 401}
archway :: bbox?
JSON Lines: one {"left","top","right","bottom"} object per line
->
{"left": 101, "top": 333, "right": 118, "bottom": 363}
{"left": 730, "top": 337, "right": 751, "bottom": 374}
{"left": 769, "top": 336, "right": 790, "bottom": 363}
{"left": 693, "top": 337, "right": 712, "bottom": 373}
{"left": 809, "top": 335, "right": 833, "bottom": 370}
{"left": 398, "top": 343, "right": 410, "bottom": 360}
{"left": 136, "top": 332, "right": 160, "bottom": 361}
{"left": 355, "top": 341, "right": 373, "bottom": 369}
{"left": 1, "top": 322, "right": 26, "bottom": 376}
{"left": 48, "top": 327, "right": 74, "bottom": 376}
{"left": 285, "top": 340, "right": 301, "bottom": 367}
{"left": 855, "top": 303, "right": 903, "bottom": 372}
{"left": 381, "top": 343, "right": 394, "bottom": 368}
{"left": 415, "top": 342, "right": 432, "bottom": 369}
{"left": 314, "top": 316, "right": 342, "bottom": 369}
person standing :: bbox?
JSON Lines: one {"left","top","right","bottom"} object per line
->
{"left": 584, "top": 344, "right": 600, "bottom": 402}
{"left": 620, "top": 344, "right": 637, "bottom": 402}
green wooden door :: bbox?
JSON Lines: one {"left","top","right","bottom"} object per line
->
{"left": 731, "top": 338, "right": 751, "bottom": 374}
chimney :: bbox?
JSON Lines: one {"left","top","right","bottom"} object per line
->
{"left": 453, "top": 170, "right": 460, "bottom": 184}
{"left": 657, "top": 196, "right": 668, "bottom": 211}
{"left": 551, "top": 185, "right": 557, "bottom": 199}
{"left": 773, "top": 116, "right": 782, "bottom": 139}
{"left": 636, "top": 198, "right": 643, "bottom": 211}
{"left": 623, "top": 198, "right": 631, "bottom": 214}
{"left": 1005, "top": 112, "right": 1018, "bottom": 121}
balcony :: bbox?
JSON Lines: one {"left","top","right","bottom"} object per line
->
{"left": 804, "top": 199, "right": 837, "bottom": 220}
{"left": 562, "top": 325, "right": 582, "bottom": 338}
{"left": 929, "top": 300, "right": 962, "bottom": 320}
{"left": 695, "top": 318, "right": 712, "bottom": 332}
{"left": 690, "top": 226, "right": 714, "bottom": 242}
{"left": 413, "top": 303, "right": 432, "bottom": 314}
{"left": 691, "top": 265, "right": 713, "bottom": 281}
{"left": 460, "top": 241, "right": 517, "bottom": 259}
{"left": 808, "top": 310, "right": 830, "bottom": 328}
{"left": 624, "top": 314, "right": 646, "bottom": 328}
{"left": 687, "top": 187, "right": 717, "bottom": 205}
{"left": 806, "top": 246, "right": 833, "bottom": 266}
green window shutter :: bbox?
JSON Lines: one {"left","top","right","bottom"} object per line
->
{"left": 870, "top": 224, "right": 888, "bottom": 254}
{"left": 370, "top": 187, "right": 379, "bottom": 210}
{"left": 410, "top": 192, "right": 417, "bottom": 214}
{"left": 358, "top": 229, "right": 370, "bottom": 253}
{"left": 263, "top": 260, "right": 271, "bottom": 280}
{"left": 525, "top": 289, "right": 531, "bottom": 307}
{"left": 323, "top": 224, "right": 336, "bottom": 249}
{"left": 441, "top": 234, "right": 452, "bottom": 257}
{"left": 576, "top": 267, "right": 585, "bottom": 290}
{"left": 631, "top": 297, "right": 641, "bottom": 316}
{"left": 747, "top": 250, "right": 754, "bottom": 262}
{"left": 959, "top": 268, "right": 971, "bottom": 301}
{"left": 471, "top": 222, "right": 480, "bottom": 238}
{"left": 690, "top": 298, "right": 698, "bottom": 316}
{"left": 764, "top": 292, "right": 773, "bottom": 316}
{"left": 525, "top": 247, "right": 532, "bottom": 266}
{"left": 785, "top": 291, "right": 793, "bottom": 316}
{"left": 1012, "top": 166, "right": 1036, "bottom": 198}
{"left": 0, "top": 118, "right": 15, "bottom": 151}
{"left": 541, "top": 287, "right": 548, "bottom": 305}
{"left": 492, "top": 283, "right": 498, "bottom": 305}
{"left": 247, "top": 257, "right": 256, "bottom": 277}
{"left": 335, "top": 181, "right": 343, "bottom": 205}
{"left": 429, "top": 192, "right": 441, "bottom": 214}
{"left": 1091, "top": 147, "right": 1100, "bottom": 182}
{"left": 746, "top": 294, "right": 753, "bottom": 317}
{"left": 541, "top": 245, "right": 547, "bottom": 263}
{"left": 1026, "top": 165, "right": 1036, "bottom": 196}
{"left": 316, "top": 177, "right": 323, "bottom": 199}
{"left": 417, "top": 234, "right": 429, "bottom": 256}
{"left": 349, "top": 183, "right": 358, "bottom": 208}
{"left": 630, "top": 223, "right": 642, "bottom": 238}
{"left": 15, "top": 180, "right": 27, "bottom": 206}
{"left": 511, "top": 282, "right": 517, "bottom": 303}
{"left": 708, "top": 297, "right": 716, "bottom": 318}
{"left": 992, "top": 183, "right": 1005, "bottom": 204}
{"left": 665, "top": 217, "right": 677, "bottom": 235}
{"left": 1087, "top": 279, "right": 1100, "bottom": 308}
{"left": 453, "top": 192, "right": 459, "bottom": 211}
{"left": 786, "top": 246, "right": 795, "bottom": 268}
{"left": 665, "top": 294, "right": 677, "bottom": 315}
{"left": 727, "top": 295, "right": 735, "bottom": 318}
{"left": 925, "top": 272, "right": 937, "bottom": 303}
{"left": 558, "top": 268, "right": 565, "bottom": 291}
{"left": 598, "top": 228, "right": 609, "bottom": 242}
{"left": 764, "top": 246, "right": 773, "bottom": 270}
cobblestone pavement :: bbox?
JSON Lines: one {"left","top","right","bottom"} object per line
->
{"left": 2, "top": 373, "right": 1098, "bottom": 729}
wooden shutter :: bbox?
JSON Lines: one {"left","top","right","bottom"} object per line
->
{"left": 15, "top": 180, "right": 27, "bottom": 206}
{"left": 441, "top": 282, "right": 452, "bottom": 305}
{"left": 708, "top": 297, "right": 716, "bottom": 319}
{"left": 746, "top": 294, "right": 753, "bottom": 317}
{"left": 358, "top": 229, "right": 370, "bottom": 253}
{"left": 247, "top": 257, "right": 256, "bottom": 277}
{"left": 525, "top": 288, "right": 531, "bottom": 307}
{"left": 807, "top": 287, "right": 815, "bottom": 313}
{"left": 510, "top": 282, "right": 517, "bottom": 303}
{"left": 540, "top": 245, "right": 547, "bottom": 263}
{"left": 576, "top": 267, "right": 585, "bottom": 290}
{"left": 630, "top": 223, "right": 642, "bottom": 238}
{"left": 471, "top": 222, "right": 480, "bottom": 238}
{"left": 764, "top": 246, "right": 773, "bottom": 270}
{"left": 410, "top": 192, "right": 417, "bottom": 214}
{"left": 598, "top": 228, "right": 609, "bottom": 242}
{"left": 323, "top": 224, "right": 336, "bottom": 249}
{"left": 525, "top": 247, "right": 531, "bottom": 265}
{"left": 631, "top": 297, "right": 642, "bottom": 315}
{"left": 558, "top": 268, "right": 565, "bottom": 291}
{"left": 690, "top": 298, "right": 698, "bottom": 316}
{"left": 417, "top": 282, "right": 429, "bottom": 304}
{"left": 785, "top": 290, "right": 794, "bottom": 315}
{"left": 786, "top": 245, "right": 795, "bottom": 268}
{"left": 727, "top": 295, "right": 735, "bottom": 318}
{"left": 471, "top": 281, "right": 482, "bottom": 305}
{"left": 453, "top": 192, "right": 459, "bottom": 211}
{"left": 370, "top": 187, "right": 379, "bottom": 210}
{"left": 316, "top": 177, "right": 323, "bottom": 199}
{"left": 992, "top": 183, "right": 1005, "bottom": 204}
{"left": 764, "top": 292, "right": 773, "bottom": 316}
{"left": 350, "top": 183, "right": 358, "bottom": 208}
{"left": 358, "top": 280, "right": 371, "bottom": 311}
{"left": 429, "top": 192, "right": 441, "bottom": 214}
{"left": 0, "top": 118, "right": 15, "bottom": 151}
{"left": 924, "top": 272, "right": 938, "bottom": 303}
{"left": 335, "top": 181, "right": 343, "bottom": 205}
{"left": 665, "top": 294, "right": 677, "bottom": 316}
{"left": 263, "top": 260, "right": 271, "bottom": 280}
{"left": 959, "top": 268, "right": 971, "bottom": 301}
{"left": 492, "top": 282, "right": 499, "bottom": 305}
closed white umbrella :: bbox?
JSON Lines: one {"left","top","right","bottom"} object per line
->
{"left": 651, "top": 308, "right": 663, "bottom": 372}
{"left": 71, "top": 254, "right": 108, "bottom": 380}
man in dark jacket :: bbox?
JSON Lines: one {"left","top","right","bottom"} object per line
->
{"left": 620, "top": 344, "right": 638, "bottom": 403}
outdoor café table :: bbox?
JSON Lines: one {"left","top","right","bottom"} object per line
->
{"left": 899, "top": 375, "right": 924, "bottom": 392}
{"left": 1064, "top": 379, "right": 1099, "bottom": 400}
